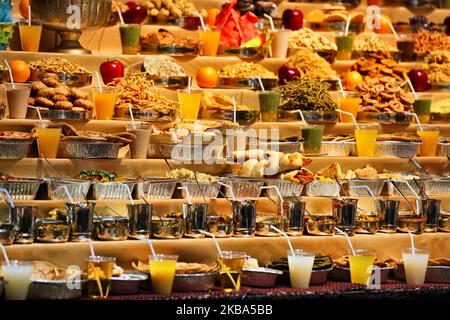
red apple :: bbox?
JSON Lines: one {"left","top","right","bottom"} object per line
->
{"left": 100, "top": 60, "right": 124, "bottom": 85}
{"left": 123, "top": 1, "right": 148, "bottom": 24}
{"left": 278, "top": 65, "right": 301, "bottom": 85}
{"left": 282, "top": 9, "right": 303, "bottom": 31}
{"left": 408, "top": 69, "right": 429, "bottom": 92}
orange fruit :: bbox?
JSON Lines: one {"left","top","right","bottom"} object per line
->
{"left": 8, "top": 60, "right": 31, "bottom": 83}
{"left": 372, "top": 15, "right": 392, "bottom": 34}
{"left": 19, "top": 0, "right": 30, "bottom": 18}
{"left": 196, "top": 66, "right": 218, "bottom": 88}
{"left": 343, "top": 71, "right": 363, "bottom": 91}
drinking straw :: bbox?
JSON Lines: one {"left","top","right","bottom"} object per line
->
{"left": 232, "top": 96, "right": 237, "bottom": 124}
{"left": 28, "top": 6, "right": 31, "bottom": 26}
{"left": 178, "top": 187, "right": 192, "bottom": 204}
{"left": 350, "top": 185, "right": 377, "bottom": 201}
{"left": 117, "top": 8, "right": 125, "bottom": 25}
{"left": 263, "top": 14, "right": 275, "bottom": 31}
{"left": 260, "top": 185, "right": 284, "bottom": 206}
{"left": 336, "top": 109, "right": 359, "bottom": 129}
{"left": 128, "top": 104, "right": 136, "bottom": 129}
{"left": 290, "top": 109, "right": 307, "bottom": 125}
{"left": 27, "top": 106, "right": 44, "bottom": 128}
{"left": 120, "top": 182, "right": 135, "bottom": 205}
{"left": 188, "top": 77, "right": 192, "bottom": 93}
{"left": 0, "top": 188, "right": 14, "bottom": 208}
{"left": 405, "top": 112, "right": 423, "bottom": 131}
{"left": 52, "top": 186, "right": 74, "bottom": 204}
{"left": 88, "top": 239, "right": 96, "bottom": 257}
{"left": 270, "top": 225, "right": 296, "bottom": 255}
{"left": 344, "top": 14, "right": 352, "bottom": 36}
{"left": 196, "top": 12, "right": 207, "bottom": 32}
{"left": 198, "top": 230, "right": 223, "bottom": 256}
{"left": 391, "top": 179, "right": 421, "bottom": 200}
{"left": 95, "top": 71, "right": 103, "bottom": 93}
{"left": 334, "top": 227, "right": 356, "bottom": 256}
{"left": 335, "top": 76, "right": 347, "bottom": 98}
{"left": 381, "top": 16, "right": 400, "bottom": 41}
{"left": 257, "top": 77, "right": 265, "bottom": 91}
{"left": 333, "top": 175, "right": 344, "bottom": 199}
{"left": 194, "top": 174, "right": 207, "bottom": 204}
{"left": 406, "top": 79, "right": 418, "bottom": 100}
{"left": 413, "top": 177, "right": 429, "bottom": 200}
{"left": 4, "top": 59, "right": 14, "bottom": 84}
{"left": 0, "top": 243, "right": 10, "bottom": 266}
{"left": 217, "top": 182, "right": 236, "bottom": 201}
{"left": 389, "top": 179, "right": 418, "bottom": 214}
{"left": 408, "top": 231, "right": 415, "bottom": 254}
{"left": 145, "top": 239, "right": 157, "bottom": 259}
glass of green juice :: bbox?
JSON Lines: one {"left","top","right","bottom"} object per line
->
{"left": 258, "top": 91, "right": 280, "bottom": 122}
{"left": 301, "top": 124, "right": 324, "bottom": 154}
{"left": 413, "top": 94, "right": 432, "bottom": 124}
{"left": 335, "top": 34, "right": 354, "bottom": 60}
{"left": 119, "top": 24, "right": 141, "bottom": 54}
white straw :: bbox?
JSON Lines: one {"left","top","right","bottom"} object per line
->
{"left": 291, "top": 109, "right": 307, "bottom": 125}
{"left": 0, "top": 243, "right": 10, "bottom": 266}
{"left": 344, "top": 14, "right": 352, "bottom": 36}
{"left": 336, "top": 109, "right": 359, "bottom": 129}
{"left": 257, "top": 77, "right": 265, "bottom": 91}
{"left": 178, "top": 187, "right": 192, "bottom": 204}
{"left": 95, "top": 72, "right": 103, "bottom": 93}
{"left": 117, "top": 9, "right": 125, "bottom": 25}
{"left": 4, "top": 59, "right": 14, "bottom": 84}
{"left": 334, "top": 227, "right": 356, "bottom": 256}
{"left": 408, "top": 231, "right": 415, "bottom": 254}
{"left": 263, "top": 14, "right": 275, "bottom": 31}
{"left": 382, "top": 16, "right": 400, "bottom": 41}
{"left": 27, "top": 106, "right": 44, "bottom": 128}
{"left": 188, "top": 77, "right": 192, "bottom": 93}
{"left": 0, "top": 188, "right": 14, "bottom": 208}
{"left": 128, "top": 104, "right": 136, "bottom": 129}
{"left": 350, "top": 185, "right": 377, "bottom": 201}
{"left": 270, "top": 225, "right": 295, "bottom": 256}
{"left": 198, "top": 230, "right": 223, "bottom": 257}
{"left": 145, "top": 239, "right": 157, "bottom": 258}
{"left": 28, "top": 6, "right": 31, "bottom": 26}
{"left": 52, "top": 186, "right": 74, "bottom": 204}
{"left": 260, "top": 186, "right": 284, "bottom": 206}
{"left": 120, "top": 182, "right": 135, "bottom": 205}
{"left": 217, "top": 182, "right": 236, "bottom": 200}
{"left": 88, "top": 239, "right": 96, "bottom": 257}
{"left": 232, "top": 96, "right": 237, "bottom": 124}
{"left": 336, "top": 77, "right": 347, "bottom": 98}
{"left": 405, "top": 112, "right": 423, "bottom": 131}
{"left": 196, "top": 12, "right": 207, "bottom": 32}
{"left": 391, "top": 179, "right": 420, "bottom": 200}
{"left": 406, "top": 79, "right": 418, "bottom": 100}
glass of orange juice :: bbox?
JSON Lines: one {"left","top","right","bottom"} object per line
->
{"left": 338, "top": 92, "right": 361, "bottom": 123}
{"left": 18, "top": 19, "right": 42, "bottom": 52}
{"left": 92, "top": 87, "right": 117, "bottom": 120}
{"left": 417, "top": 125, "right": 440, "bottom": 156}
{"left": 355, "top": 124, "right": 378, "bottom": 157}
{"left": 149, "top": 254, "right": 178, "bottom": 294}
{"left": 349, "top": 249, "right": 376, "bottom": 286}
{"left": 178, "top": 89, "right": 203, "bottom": 120}
{"left": 199, "top": 26, "right": 221, "bottom": 56}
{"left": 36, "top": 123, "right": 62, "bottom": 158}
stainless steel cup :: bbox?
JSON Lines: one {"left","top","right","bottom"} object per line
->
{"left": 417, "top": 199, "right": 441, "bottom": 233}
{"left": 332, "top": 198, "right": 358, "bottom": 236}
{"left": 282, "top": 201, "right": 306, "bottom": 236}
{"left": 94, "top": 216, "right": 129, "bottom": 241}
{"left": 127, "top": 203, "right": 152, "bottom": 239}
{"left": 0, "top": 223, "right": 15, "bottom": 245}
{"left": 66, "top": 202, "right": 95, "bottom": 241}
{"left": 206, "top": 215, "right": 232, "bottom": 238}
{"left": 10, "top": 206, "right": 37, "bottom": 244}
{"left": 183, "top": 203, "right": 208, "bottom": 238}
{"left": 376, "top": 200, "right": 400, "bottom": 233}
{"left": 232, "top": 200, "right": 257, "bottom": 237}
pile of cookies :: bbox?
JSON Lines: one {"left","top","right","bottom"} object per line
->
{"left": 350, "top": 51, "right": 408, "bottom": 82}
{"left": 29, "top": 73, "right": 94, "bottom": 112}
{"left": 355, "top": 77, "right": 415, "bottom": 113}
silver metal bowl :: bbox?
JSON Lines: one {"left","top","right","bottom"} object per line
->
{"left": 110, "top": 272, "right": 148, "bottom": 295}
{"left": 375, "top": 141, "right": 421, "bottom": 158}
{"left": 173, "top": 272, "right": 217, "bottom": 292}
{"left": 28, "top": 279, "right": 86, "bottom": 300}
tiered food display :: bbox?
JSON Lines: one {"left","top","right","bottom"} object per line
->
{"left": 0, "top": 0, "right": 449, "bottom": 302}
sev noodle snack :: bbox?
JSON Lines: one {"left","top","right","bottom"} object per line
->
{"left": 219, "top": 62, "right": 277, "bottom": 79}
{"left": 288, "top": 28, "right": 337, "bottom": 51}
{"left": 287, "top": 48, "right": 337, "bottom": 80}
{"left": 28, "top": 58, "right": 91, "bottom": 74}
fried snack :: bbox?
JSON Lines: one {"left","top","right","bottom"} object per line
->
{"left": 414, "top": 30, "right": 450, "bottom": 55}
{"left": 143, "top": 0, "right": 197, "bottom": 19}
{"left": 0, "top": 131, "right": 37, "bottom": 140}
{"left": 54, "top": 101, "right": 73, "bottom": 110}
{"left": 288, "top": 27, "right": 337, "bottom": 51}
{"left": 28, "top": 58, "right": 91, "bottom": 75}
{"left": 316, "top": 162, "right": 344, "bottom": 179}
{"left": 42, "top": 77, "right": 59, "bottom": 88}
{"left": 424, "top": 50, "right": 450, "bottom": 84}
{"left": 175, "top": 262, "right": 218, "bottom": 274}
{"left": 165, "top": 168, "right": 217, "bottom": 182}
{"left": 201, "top": 91, "right": 250, "bottom": 111}
{"left": 59, "top": 122, "right": 136, "bottom": 146}
{"left": 344, "top": 165, "right": 378, "bottom": 179}
{"left": 70, "top": 88, "right": 89, "bottom": 100}
{"left": 376, "top": 132, "right": 422, "bottom": 143}
{"left": 350, "top": 51, "right": 408, "bottom": 82}
{"left": 287, "top": 48, "right": 337, "bottom": 80}
{"left": 219, "top": 62, "right": 277, "bottom": 79}
{"left": 353, "top": 33, "right": 398, "bottom": 52}
{"left": 142, "top": 56, "right": 185, "bottom": 78}
{"left": 74, "top": 99, "right": 94, "bottom": 111}
{"left": 322, "top": 134, "right": 355, "bottom": 142}
{"left": 31, "top": 81, "right": 47, "bottom": 92}
{"left": 279, "top": 168, "right": 315, "bottom": 184}
{"left": 35, "top": 97, "right": 54, "bottom": 108}
{"left": 140, "top": 29, "right": 199, "bottom": 48}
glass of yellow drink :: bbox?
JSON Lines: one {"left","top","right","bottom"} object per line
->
{"left": 178, "top": 89, "right": 203, "bottom": 120}
{"left": 417, "top": 125, "right": 440, "bottom": 156}
{"left": 86, "top": 256, "right": 116, "bottom": 299}
{"left": 149, "top": 254, "right": 178, "bottom": 294}
{"left": 349, "top": 249, "right": 376, "bottom": 286}
{"left": 355, "top": 124, "right": 378, "bottom": 157}
{"left": 92, "top": 86, "right": 117, "bottom": 120}
{"left": 338, "top": 92, "right": 360, "bottom": 123}
{"left": 199, "top": 26, "right": 221, "bottom": 56}
{"left": 18, "top": 19, "right": 42, "bottom": 52}
{"left": 36, "top": 123, "right": 62, "bottom": 158}
{"left": 217, "top": 251, "right": 246, "bottom": 293}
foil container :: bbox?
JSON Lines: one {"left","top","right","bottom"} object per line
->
{"left": 250, "top": 141, "right": 303, "bottom": 154}
{"left": 375, "top": 141, "right": 421, "bottom": 158}
{"left": 34, "top": 219, "right": 70, "bottom": 243}
{"left": 148, "top": 142, "right": 224, "bottom": 162}
{"left": 393, "top": 266, "right": 450, "bottom": 283}
{"left": 305, "top": 180, "right": 340, "bottom": 197}
{"left": 305, "top": 215, "right": 336, "bottom": 236}
{"left": 265, "top": 179, "right": 304, "bottom": 197}
{"left": 94, "top": 216, "right": 129, "bottom": 241}
{"left": 179, "top": 181, "right": 220, "bottom": 199}
{"left": 310, "top": 267, "right": 333, "bottom": 286}
{"left": 344, "top": 179, "right": 386, "bottom": 197}
{"left": 386, "top": 179, "right": 424, "bottom": 196}
{"left": 59, "top": 141, "right": 122, "bottom": 159}
{"left": 173, "top": 272, "right": 217, "bottom": 292}
{"left": 329, "top": 266, "right": 392, "bottom": 283}
{"left": 219, "top": 177, "right": 264, "bottom": 198}
{"left": 320, "top": 141, "right": 355, "bottom": 157}
{"left": 147, "top": 142, "right": 173, "bottom": 159}
{"left": 255, "top": 215, "right": 282, "bottom": 237}
{"left": 0, "top": 179, "right": 42, "bottom": 200}
{"left": 28, "top": 279, "right": 86, "bottom": 300}
{"left": 151, "top": 216, "right": 184, "bottom": 239}
{"left": 138, "top": 179, "right": 177, "bottom": 199}
{"left": 47, "top": 178, "right": 91, "bottom": 200}
{"left": 437, "top": 143, "right": 450, "bottom": 156}
{"left": 424, "top": 178, "right": 450, "bottom": 196}
{"left": 91, "top": 181, "right": 136, "bottom": 200}
{"left": 110, "top": 272, "right": 148, "bottom": 295}
{"left": 27, "top": 108, "right": 93, "bottom": 121}
{"left": 0, "top": 140, "right": 33, "bottom": 159}
{"left": 242, "top": 268, "right": 282, "bottom": 288}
